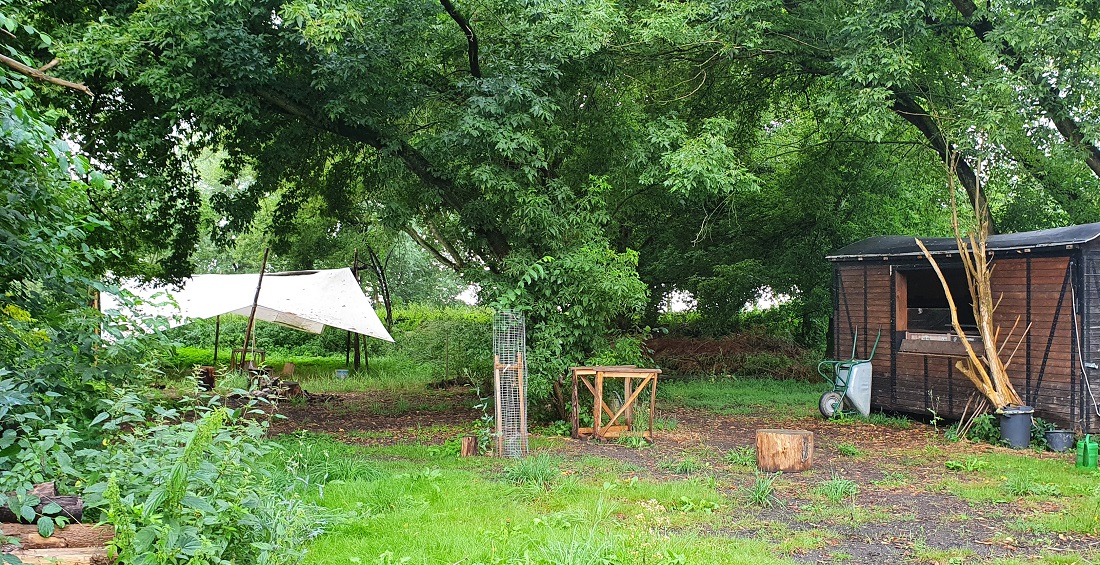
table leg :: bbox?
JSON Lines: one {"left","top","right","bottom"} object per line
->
{"left": 624, "top": 376, "right": 633, "bottom": 429}
{"left": 648, "top": 374, "right": 657, "bottom": 440}
{"left": 594, "top": 371, "right": 604, "bottom": 440}
{"left": 571, "top": 370, "right": 579, "bottom": 438}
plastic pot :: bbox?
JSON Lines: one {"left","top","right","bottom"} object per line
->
{"left": 999, "top": 405, "right": 1034, "bottom": 449}
{"left": 1045, "top": 429, "right": 1075, "bottom": 452}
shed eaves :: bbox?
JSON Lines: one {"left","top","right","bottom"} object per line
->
{"left": 826, "top": 222, "right": 1100, "bottom": 261}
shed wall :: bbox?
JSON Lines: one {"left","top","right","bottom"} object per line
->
{"left": 834, "top": 256, "right": 1085, "bottom": 430}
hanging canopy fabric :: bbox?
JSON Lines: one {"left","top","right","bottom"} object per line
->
{"left": 103, "top": 268, "right": 394, "bottom": 342}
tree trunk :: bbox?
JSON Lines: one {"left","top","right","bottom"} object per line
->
{"left": 756, "top": 429, "right": 814, "bottom": 473}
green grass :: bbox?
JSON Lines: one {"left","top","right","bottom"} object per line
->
{"left": 658, "top": 377, "right": 822, "bottom": 416}
{"left": 816, "top": 473, "right": 859, "bottom": 503}
{"left": 290, "top": 443, "right": 795, "bottom": 565}
{"left": 725, "top": 445, "right": 757, "bottom": 468}
{"left": 836, "top": 442, "right": 862, "bottom": 457}
{"left": 166, "top": 349, "right": 438, "bottom": 393}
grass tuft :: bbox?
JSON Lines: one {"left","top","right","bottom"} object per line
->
{"left": 817, "top": 473, "right": 859, "bottom": 503}
{"left": 746, "top": 472, "right": 779, "bottom": 508}
{"left": 503, "top": 453, "right": 561, "bottom": 489}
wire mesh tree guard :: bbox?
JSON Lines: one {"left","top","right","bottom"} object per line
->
{"left": 493, "top": 310, "right": 528, "bottom": 458}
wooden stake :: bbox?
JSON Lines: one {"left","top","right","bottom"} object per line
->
{"left": 212, "top": 315, "right": 221, "bottom": 366}
{"left": 241, "top": 248, "right": 270, "bottom": 368}
{"left": 493, "top": 354, "right": 503, "bottom": 456}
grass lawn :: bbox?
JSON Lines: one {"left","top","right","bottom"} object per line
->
{"left": 187, "top": 355, "right": 1100, "bottom": 564}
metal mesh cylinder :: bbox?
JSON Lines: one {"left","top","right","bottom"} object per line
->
{"left": 493, "top": 310, "right": 528, "bottom": 458}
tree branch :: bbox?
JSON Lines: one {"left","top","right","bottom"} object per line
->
{"left": 890, "top": 92, "right": 993, "bottom": 231}
{"left": 439, "top": 0, "right": 482, "bottom": 79}
{"left": 949, "top": 0, "right": 1100, "bottom": 178}
{"left": 404, "top": 226, "right": 459, "bottom": 271}
{"left": 0, "top": 54, "right": 92, "bottom": 97}
{"left": 257, "top": 88, "right": 511, "bottom": 261}
{"left": 427, "top": 219, "right": 466, "bottom": 270}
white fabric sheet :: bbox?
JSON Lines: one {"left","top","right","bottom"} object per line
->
{"left": 102, "top": 268, "right": 393, "bottom": 342}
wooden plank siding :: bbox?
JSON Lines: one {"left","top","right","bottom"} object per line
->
{"left": 834, "top": 255, "right": 1090, "bottom": 431}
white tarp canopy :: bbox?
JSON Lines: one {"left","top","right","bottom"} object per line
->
{"left": 103, "top": 268, "right": 393, "bottom": 342}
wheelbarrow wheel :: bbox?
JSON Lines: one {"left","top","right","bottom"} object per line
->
{"left": 819, "top": 391, "right": 844, "bottom": 418}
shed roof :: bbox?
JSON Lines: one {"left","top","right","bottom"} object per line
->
{"left": 827, "top": 222, "right": 1100, "bottom": 261}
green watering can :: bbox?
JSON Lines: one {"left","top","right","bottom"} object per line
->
{"left": 1077, "top": 435, "right": 1098, "bottom": 469}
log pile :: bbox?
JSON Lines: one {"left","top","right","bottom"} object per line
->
{"left": 2, "top": 483, "right": 113, "bottom": 565}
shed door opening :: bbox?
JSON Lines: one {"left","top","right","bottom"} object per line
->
{"left": 901, "top": 269, "right": 976, "bottom": 332}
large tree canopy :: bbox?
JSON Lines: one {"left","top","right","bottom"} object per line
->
{"left": 5, "top": 0, "right": 1099, "bottom": 405}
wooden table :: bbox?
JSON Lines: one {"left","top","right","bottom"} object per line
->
{"left": 570, "top": 366, "right": 661, "bottom": 440}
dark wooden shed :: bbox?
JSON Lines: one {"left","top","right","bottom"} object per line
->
{"left": 827, "top": 222, "right": 1100, "bottom": 432}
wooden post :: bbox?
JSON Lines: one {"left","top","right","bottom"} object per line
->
{"left": 756, "top": 429, "right": 814, "bottom": 473}
{"left": 493, "top": 355, "right": 503, "bottom": 456}
{"left": 649, "top": 374, "right": 657, "bottom": 439}
{"left": 353, "top": 333, "right": 361, "bottom": 370}
{"left": 351, "top": 249, "right": 361, "bottom": 371}
{"left": 594, "top": 370, "right": 604, "bottom": 439}
{"left": 460, "top": 436, "right": 478, "bottom": 457}
{"left": 212, "top": 315, "right": 221, "bottom": 366}
{"left": 241, "top": 248, "right": 270, "bottom": 368}
{"left": 517, "top": 353, "right": 528, "bottom": 452}
{"left": 624, "top": 376, "right": 633, "bottom": 429}
{"left": 345, "top": 331, "right": 351, "bottom": 366}
{"left": 571, "top": 369, "right": 580, "bottom": 438}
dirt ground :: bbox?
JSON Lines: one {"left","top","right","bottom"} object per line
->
{"left": 270, "top": 386, "right": 1100, "bottom": 564}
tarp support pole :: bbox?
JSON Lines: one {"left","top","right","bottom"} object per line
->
{"left": 242, "top": 248, "right": 270, "bottom": 368}
{"left": 345, "top": 331, "right": 351, "bottom": 367}
{"left": 213, "top": 315, "right": 221, "bottom": 366}
{"left": 351, "top": 248, "right": 363, "bottom": 371}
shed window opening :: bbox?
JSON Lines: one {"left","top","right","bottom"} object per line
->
{"left": 902, "top": 269, "right": 977, "bottom": 332}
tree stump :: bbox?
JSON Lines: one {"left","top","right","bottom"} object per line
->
{"left": 460, "top": 436, "right": 478, "bottom": 457}
{"left": 756, "top": 429, "right": 813, "bottom": 473}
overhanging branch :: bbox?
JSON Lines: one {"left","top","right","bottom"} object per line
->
{"left": 439, "top": 0, "right": 482, "bottom": 79}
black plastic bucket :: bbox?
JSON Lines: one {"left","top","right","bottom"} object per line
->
{"left": 1000, "top": 406, "right": 1034, "bottom": 449}
{"left": 1046, "top": 429, "right": 1075, "bottom": 452}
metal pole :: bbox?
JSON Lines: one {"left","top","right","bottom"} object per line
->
{"left": 241, "top": 248, "right": 270, "bottom": 367}
{"left": 213, "top": 315, "right": 221, "bottom": 366}
{"left": 352, "top": 249, "right": 361, "bottom": 370}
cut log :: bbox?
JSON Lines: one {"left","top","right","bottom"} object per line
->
{"left": 0, "top": 524, "right": 114, "bottom": 549}
{"left": 1, "top": 483, "right": 83, "bottom": 524}
{"left": 5, "top": 547, "right": 110, "bottom": 565}
{"left": 756, "top": 429, "right": 814, "bottom": 473}
{"left": 460, "top": 436, "right": 478, "bottom": 457}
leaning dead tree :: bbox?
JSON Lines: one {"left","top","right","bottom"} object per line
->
{"left": 915, "top": 152, "right": 1028, "bottom": 411}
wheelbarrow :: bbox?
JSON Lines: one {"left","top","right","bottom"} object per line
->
{"left": 817, "top": 330, "right": 880, "bottom": 418}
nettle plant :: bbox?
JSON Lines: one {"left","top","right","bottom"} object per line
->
{"left": 82, "top": 401, "right": 336, "bottom": 565}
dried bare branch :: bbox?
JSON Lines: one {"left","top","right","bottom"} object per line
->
{"left": 0, "top": 54, "right": 92, "bottom": 96}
